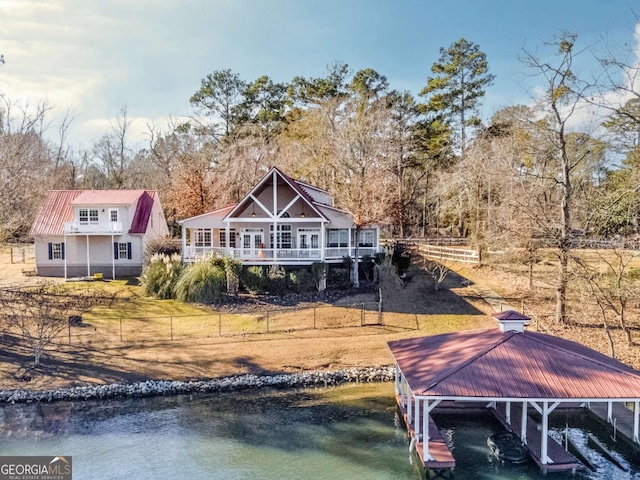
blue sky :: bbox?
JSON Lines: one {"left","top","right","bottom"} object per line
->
{"left": 1, "top": 0, "right": 638, "bottom": 147}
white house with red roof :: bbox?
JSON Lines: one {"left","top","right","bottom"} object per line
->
{"left": 179, "top": 167, "right": 380, "bottom": 265}
{"left": 30, "top": 190, "right": 169, "bottom": 279}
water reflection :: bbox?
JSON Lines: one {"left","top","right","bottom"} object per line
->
{"left": 0, "top": 384, "right": 639, "bottom": 479}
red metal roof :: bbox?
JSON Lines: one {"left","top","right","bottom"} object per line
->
{"left": 388, "top": 329, "right": 640, "bottom": 399}
{"left": 31, "top": 190, "right": 158, "bottom": 236}
{"left": 129, "top": 191, "right": 155, "bottom": 234}
{"left": 492, "top": 310, "right": 531, "bottom": 321}
{"left": 30, "top": 190, "right": 83, "bottom": 236}
{"left": 70, "top": 190, "right": 148, "bottom": 205}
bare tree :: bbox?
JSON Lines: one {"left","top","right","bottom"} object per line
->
{"left": 0, "top": 285, "right": 110, "bottom": 366}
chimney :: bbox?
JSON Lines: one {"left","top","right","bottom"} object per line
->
{"left": 491, "top": 310, "right": 531, "bottom": 333}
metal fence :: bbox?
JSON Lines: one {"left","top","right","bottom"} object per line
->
{"left": 60, "top": 302, "right": 416, "bottom": 344}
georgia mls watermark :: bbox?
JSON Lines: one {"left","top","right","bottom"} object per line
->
{"left": 0, "top": 456, "right": 72, "bottom": 480}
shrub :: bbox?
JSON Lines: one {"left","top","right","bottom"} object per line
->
{"left": 266, "top": 266, "right": 287, "bottom": 294}
{"left": 242, "top": 266, "right": 266, "bottom": 294}
{"left": 288, "top": 269, "right": 316, "bottom": 293}
{"left": 144, "top": 236, "right": 182, "bottom": 266}
{"left": 174, "top": 257, "right": 227, "bottom": 303}
{"left": 140, "top": 253, "right": 183, "bottom": 299}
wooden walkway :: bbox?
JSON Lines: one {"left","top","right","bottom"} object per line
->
{"left": 396, "top": 396, "right": 455, "bottom": 476}
{"left": 493, "top": 403, "right": 580, "bottom": 473}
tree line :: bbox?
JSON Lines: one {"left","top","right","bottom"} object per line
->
{"left": 2, "top": 31, "right": 640, "bottom": 318}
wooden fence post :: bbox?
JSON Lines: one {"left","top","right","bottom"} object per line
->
{"left": 218, "top": 312, "right": 222, "bottom": 336}
{"left": 266, "top": 311, "right": 270, "bottom": 333}
{"left": 313, "top": 307, "right": 316, "bottom": 329}
{"left": 120, "top": 318, "right": 123, "bottom": 342}
{"left": 170, "top": 316, "right": 173, "bottom": 341}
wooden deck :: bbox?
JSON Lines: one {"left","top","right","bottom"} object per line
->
{"left": 396, "top": 396, "right": 456, "bottom": 474}
{"left": 493, "top": 403, "right": 580, "bottom": 473}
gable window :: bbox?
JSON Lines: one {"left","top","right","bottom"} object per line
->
{"left": 327, "top": 229, "right": 348, "bottom": 248}
{"left": 269, "top": 224, "right": 292, "bottom": 249}
{"left": 79, "top": 208, "right": 99, "bottom": 225}
{"left": 109, "top": 209, "right": 119, "bottom": 222}
{"left": 114, "top": 242, "right": 132, "bottom": 260}
{"left": 48, "top": 242, "right": 65, "bottom": 260}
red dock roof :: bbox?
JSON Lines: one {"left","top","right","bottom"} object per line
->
{"left": 388, "top": 329, "right": 640, "bottom": 399}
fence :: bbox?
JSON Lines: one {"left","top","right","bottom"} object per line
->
{"left": 59, "top": 302, "right": 414, "bottom": 344}
{"left": 10, "top": 246, "right": 35, "bottom": 264}
{"left": 383, "top": 237, "right": 468, "bottom": 247}
{"left": 414, "top": 243, "right": 480, "bottom": 264}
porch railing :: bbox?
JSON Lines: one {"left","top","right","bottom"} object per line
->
{"left": 183, "top": 246, "right": 379, "bottom": 262}
{"left": 63, "top": 221, "right": 123, "bottom": 234}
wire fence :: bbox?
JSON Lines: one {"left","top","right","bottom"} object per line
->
{"left": 59, "top": 302, "right": 417, "bottom": 344}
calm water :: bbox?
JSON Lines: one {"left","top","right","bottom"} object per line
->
{"left": 0, "top": 383, "right": 638, "bottom": 479}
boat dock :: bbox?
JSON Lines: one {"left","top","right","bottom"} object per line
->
{"left": 493, "top": 403, "right": 580, "bottom": 473}
{"left": 396, "top": 396, "right": 455, "bottom": 478}
{"left": 588, "top": 401, "right": 640, "bottom": 450}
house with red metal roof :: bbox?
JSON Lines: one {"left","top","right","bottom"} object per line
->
{"left": 388, "top": 312, "right": 640, "bottom": 476}
{"left": 179, "top": 167, "right": 380, "bottom": 266}
{"left": 30, "top": 190, "right": 169, "bottom": 279}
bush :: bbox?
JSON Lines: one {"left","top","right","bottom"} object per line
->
{"left": 174, "top": 258, "right": 227, "bottom": 303}
{"left": 288, "top": 269, "right": 316, "bottom": 293}
{"left": 140, "top": 253, "right": 183, "bottom": 299}
{"left": 242, "top": 266, "right": 266, "bottom": 294}
{"left": 144, "top": 236, "right": 182, "bottom": 266}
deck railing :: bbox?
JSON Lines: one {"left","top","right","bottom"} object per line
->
{"left": 183, "top": 246, "right": 379, "bottom": 262}
{"left": 63, "top": 221, "right": 123, "bottom": 234}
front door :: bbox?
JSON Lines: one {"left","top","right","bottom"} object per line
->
{"left": 241, "top": 231, "right": 263, "bottom": 258}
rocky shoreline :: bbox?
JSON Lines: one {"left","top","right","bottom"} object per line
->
{"left": 0, "top": 367, "right": 395, "bottom": 404}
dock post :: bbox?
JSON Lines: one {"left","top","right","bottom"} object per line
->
{"left": 423, "top": 399, "right": 429, "bottom": 460}
{"left": 505, "top": 401, "right": 511, "bottom": 425}
{"left": 407, "top": 387, "right": 413, "bottom": 424}
{"left": 607, "top": 401, "right": 613, "bottom": 424}
{"left": 541, "top": 401, "right": 549, "bottom": 464}
{"left": 521, "top": 401, "right": 528, "bottom": 444}
{"left": 394, "top": 364, "right": 400, "bottom": 395}
{"left": 634, "top": 401, "right": 639, "bottom": 443}
{"left": 415, "top": 396, "right": 420, "bottom": 437}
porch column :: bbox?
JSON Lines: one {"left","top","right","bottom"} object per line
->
{"left": 273, "top": 171, "right": 278, "bottom": 261}
{"left": 320, "top": 221, "right": 325, "bottom": 261}
{"left": 111, "top": 233, "right": 115, "bottom": 280}
{"left": 63, "top": 234, "right": 68, "bottom": 280}
{"left": 505, "top": 401, "right": 511, "bottom": 425}
{"left": 521, "top": 401, "right": 528, "bottom": 444}
{"left": 181, "top": 225, "right": 187, "bottom": 261}
{"left": 348, "top": 226, "right": 352, "bottom": 258}
{"left": 225, "top": 225, "right": 230, "bottom": 255}
{"left": 86, "top": 235, "right": 90, "bottom": 277}
{"left": 634, "top": 401, "right": 639, "bottom": 443}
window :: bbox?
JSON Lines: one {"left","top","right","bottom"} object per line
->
{"left": 298, "top": 228, "right": 320, "bottom": 249}
{"left": 269, "top": 224, "right": 292, "bottom": 249}
{"left": 194, "top": 229, "right": 212, "bottom": 247}
{"left": 48, "top": 242, "right": 65, "bottom": 260}
{"left": 79, "top": 208, "right": 99, "bottom": 225}
{"left": 219, "top": 229, "right": 236, "bottom": 248}
{"left": 109, "top": 209, "right": 119, "bottom": 222}
{"left": 358, "top": 230, "right": 375, "bottom": 247}
{"left": 114, "top": 242, "right": 132, "bottom": 260}
{"left": 327, "top": 229, "right": 348, "bottom": 248}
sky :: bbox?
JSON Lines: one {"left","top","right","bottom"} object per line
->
{"left": 1, "top": 0, "right": 639, "bottom": 149}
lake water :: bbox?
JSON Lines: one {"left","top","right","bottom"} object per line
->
{"left": 0, "top": 382, "right": 638, "bottom": 479}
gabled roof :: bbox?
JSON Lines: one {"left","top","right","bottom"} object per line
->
{"left": 31, "top": 189, "right": 159, "bottom": 236}
{"left": 30, "top": 191, "right": 83, "bottom": 236}
{"left": 224, "top": 167, "right": 329, "bottom": 221}
{"left": 388, "top": 329, "right": 640, "bottom": 399}
{"left": 178, "top": 205, "right": 236, "bottom": 228}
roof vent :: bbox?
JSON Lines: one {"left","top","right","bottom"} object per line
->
{"left": 491, "top": 310, "right": 531, "bottom": 333}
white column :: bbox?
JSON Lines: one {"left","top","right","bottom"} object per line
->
{"left": 607, "top": 401, "right": 613, "bottom": 423}
{"left": 407, "top": 387, "right": 413, "bottom": 424}
{"left": 348, "top": 226, "right": 352, "bottom": 257}
{"left": 225, "top": 225, "right": 230, "bottom": 255}
{"left": 415, "top": 396, "right": 421, "bottom": 437}
{"left": 423, "top": 399, "right": 430, "bottom": 460}
{"left": 86, "top": 235, "right": 90, "bottom": 277}
{"left": 400, "top": 375, "right": 406, "bottom": 408}
{"left": 521, "top": 401, "right": 528, "bottom": 444}
{"left": 182, "top": 226, "right": 187, "bottom": 261}
{"left": 111, "top": 233, "right": 115, "bottom": 280}
{"left": 541, "top": 401, "right": 550, "bottom": 464}
{"left": 634, "top": 401, "right": 639, "bottom": 443}
{"left": 63, "top": 234, "right": 68, "bottom": 280}
{"left": 506, "top": 401, "right": 511, "bottom": 425}
{"left": 320, "top": 221, "right": 325, "bottom": 261}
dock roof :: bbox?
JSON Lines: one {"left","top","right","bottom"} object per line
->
{"left": 388, "top": 329, "right": 640, "bottom": 399}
